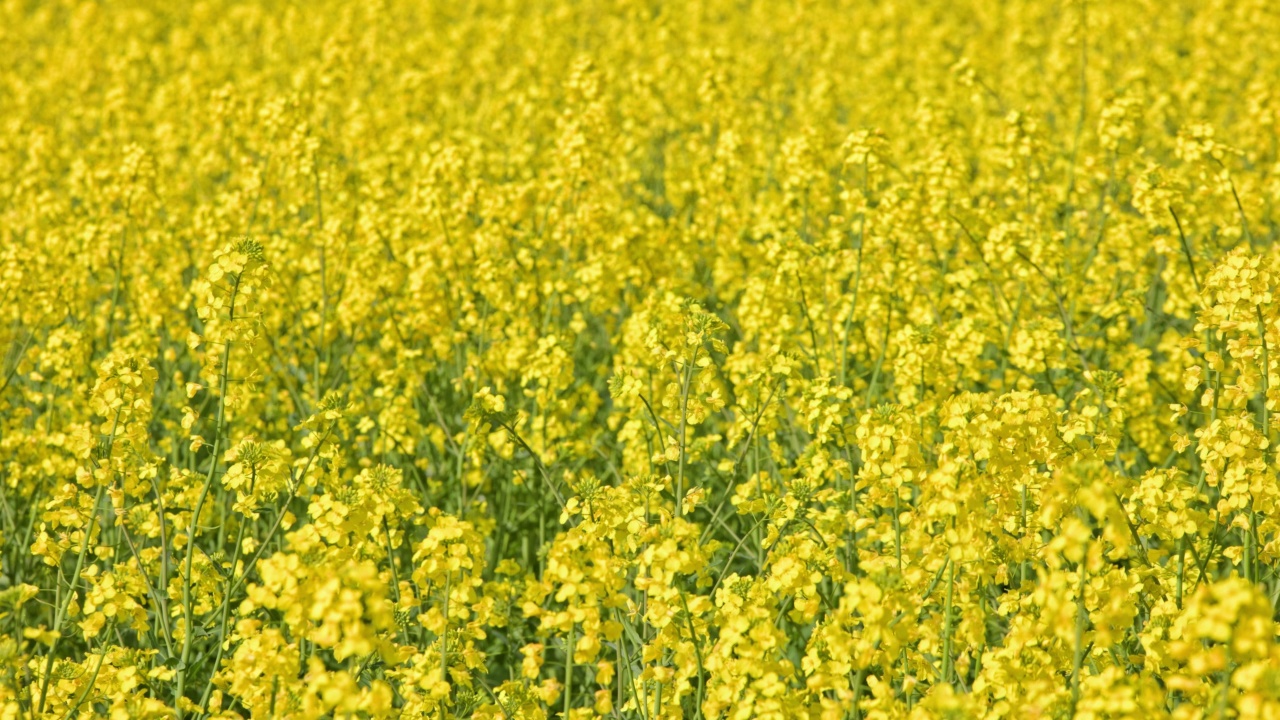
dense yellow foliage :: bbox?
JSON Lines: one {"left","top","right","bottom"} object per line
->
{"left": 2, "top": 0, "right": 1280, "bottom": 718}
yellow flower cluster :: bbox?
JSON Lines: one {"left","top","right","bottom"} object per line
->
{"left": 3, "top": 0, "right": 1280, "bottom": 718}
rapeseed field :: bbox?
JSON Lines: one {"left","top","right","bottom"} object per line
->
{"left": 2, "top": 0, "right": 1280, "bottom": 717}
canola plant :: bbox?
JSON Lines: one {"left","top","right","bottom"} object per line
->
{"left": 2, "top": 0, "right": 1280, "bottom": 718}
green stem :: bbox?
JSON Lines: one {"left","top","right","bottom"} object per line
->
{"left": 675, "top": 347, "right": 697, "bottom": 519}
{"left": 678, "top": 591, "right": 706, "bottom": 719}
{"left": 564, "top": 623, "right": 575, "bottom": 719}
{"left": 175, "top": 278, "right": 239, "bottom": 717}
{"left": 62, "top": 631, "right": 112, "bottom": 720}
{"left": 198, "top": 487, "right": 251, "bottom": 716}
{"left": 442, "top": 568, "right": 450, "bottom": 694}
{"left": 1176, "top": 537, "right": 1186, "bottom": 610}
{"left": 940, "top": 560, "right": 956, "bottom": 686}
{"left": 36, "top": 482, "right": 107, "bottom": 714}
{"left": 1070, "top": 562, "right": 1089, "bottom": 712}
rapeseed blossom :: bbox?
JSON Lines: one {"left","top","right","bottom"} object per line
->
{"left": 2, "top": 0, "right": 1280, "bottom": 718}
